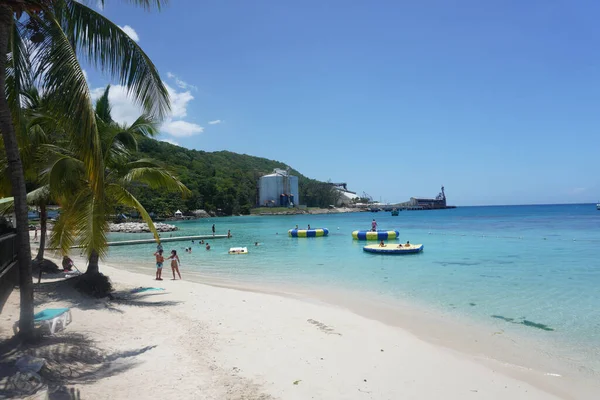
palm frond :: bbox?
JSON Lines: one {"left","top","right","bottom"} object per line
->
{"left": 95, "top": 84, "right": 113, "bottom": 124}
{"left": 0, "top": 186, "right": 51, "bottom": 215}
{"left": 26, "top": 185, "right": 51, "bottom": 204}
{"left": 47, "top": 155, "right": 86, "bottom": 196}
{"left": 31, "top": 9, "right": 104, "bottom": 198}
{"left": 106, "top": 183, "right": 159, "bottom": 241}
{"left": 121, "top": 164, "right": 191, "bottom": 195}
{"left": 0, "top": 197, "right": 14, "bottom": 216}
{"left": 61, "top": 1, "right": 170, "bottom": 119}
{"left": 6, "top": 19, "right": 32, "bottom": 135}
{"left": 126, "top": 114, "right": 159, "bottom": 138}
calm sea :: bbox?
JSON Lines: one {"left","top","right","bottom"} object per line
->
{"left": 106, "top": 204, "right": 600, "bottom": 375}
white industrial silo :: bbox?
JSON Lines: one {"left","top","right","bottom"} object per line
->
{"left": 258, "top": 169, "right": 299, "bottom": 207}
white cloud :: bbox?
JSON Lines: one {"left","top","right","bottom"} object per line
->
{"left": 161, "top": 120, "right": 204, "bottom": 137}
{"left": 119, "top": 25, "right": 139, "bottom": 42}
{"left": 160, "top": 138, "right": 179, "bottom": 146}
{"left": 208, "top": 119, "right": 222, "bottom": 125}
{"left": 91, "top": 82, "right": 203, "bottom": 137}
{"left": 166, "top": 72, "right": 198, "bottom": 91}
{"left": 165, "top": 83, "right": 194, "bottom": 118}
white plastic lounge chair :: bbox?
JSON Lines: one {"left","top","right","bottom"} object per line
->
{"left": 13, "top": 308, "right": 72, "bottom": 336}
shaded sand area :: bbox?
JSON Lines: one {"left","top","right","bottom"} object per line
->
{"left": 0, "top": 259, "right": 597, "bottom": 399}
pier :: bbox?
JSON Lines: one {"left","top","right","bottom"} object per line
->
{"left": 47, "top": 235, "right": 229, "bottom": 249}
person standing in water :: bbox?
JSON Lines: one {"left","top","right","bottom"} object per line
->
{"left": 371, "top": 219, "right": 377, "bottom": 232}
{"left": 167, "top": 250, "right": 182, "bottom": 280}
{"left": 212, "top": 224, "right": 215, "bottom": 236}
{"left": 154, "top": 249, "right": 164, "bottom": 280}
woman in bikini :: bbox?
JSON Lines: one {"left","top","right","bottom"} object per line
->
{"left": 167, "top": 250, "right": 182, "bottom": 280}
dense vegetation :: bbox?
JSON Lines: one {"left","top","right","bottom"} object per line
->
{"left": 130, "top": 138, "right": 341, "bottom": 216}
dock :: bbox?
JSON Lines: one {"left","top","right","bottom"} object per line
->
{"left": 47, "top": 235, "right": 229, "bottom": 249}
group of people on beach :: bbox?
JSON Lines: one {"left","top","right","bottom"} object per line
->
{"left": 152, "top": 224, "right": 236, "bottom": 280}
{"left": 154, "top": 244, "right": 182, "bottom": 281}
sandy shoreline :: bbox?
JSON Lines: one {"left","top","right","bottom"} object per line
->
{"left": 1, "top": 255, "right": 598, "bottom": 399}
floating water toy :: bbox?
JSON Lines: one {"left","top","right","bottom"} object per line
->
{"left": 288, "top": 228, "right": 329, "bottom": 237}
{"left": 228, "top": 247, "right": 248, "bottom": 254}
{"left": 352, "top": 230, "right": 399, "bottom": 240}
{"left": 363, "top": 243, "right": 424, "bottom": 254}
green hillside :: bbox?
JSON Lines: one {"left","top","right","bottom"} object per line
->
{"left": 130, "top": 138, "right": 338, "bottom": 216}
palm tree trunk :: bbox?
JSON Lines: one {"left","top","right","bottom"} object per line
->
{"left": 86, "top": 249, "right": 99, "bottom": 275}
{"left": 0, "top": 6, "right": 34, "bottom": 339}
{"left": 35, "top": 202, "right": 46, "bottom": 261}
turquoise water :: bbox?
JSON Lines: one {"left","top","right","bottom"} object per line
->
{"left": 107, "top": 204, "right": 600, "bottom": 373}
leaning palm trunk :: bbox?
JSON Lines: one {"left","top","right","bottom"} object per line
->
{"left": 35, "top": 202, "right": 46, "bottom": 261}
{"left": 0, "top": 5, "right": 34, "bottom": 338}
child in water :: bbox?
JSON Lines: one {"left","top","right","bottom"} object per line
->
{"left": 167, "top": 250, "right": 182, "bottom": 280}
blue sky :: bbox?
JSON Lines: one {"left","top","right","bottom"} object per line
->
{"left": 86, "top": 0, "right": 600, "bottom": 206}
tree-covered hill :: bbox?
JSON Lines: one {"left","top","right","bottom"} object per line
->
{"left": 130, "top": 138, "right": 339, "bottom": 216}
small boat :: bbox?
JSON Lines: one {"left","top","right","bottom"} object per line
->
{"left": 597, "top": 202, "right": 600, "bottom": 210}
{"left": 391, "top": 208, "right": 399, "bottom": 216}
{"left": 352, "top": 230, "right": 399, "bottom": 240}
{"left": 288, "top": 228, "right": 329, "bottom": 237}
{"left": 363, "top": 243, "right": 424, "bottom": 254}
{"left": 228, "top": 247, "right": 248, "bottom": 254}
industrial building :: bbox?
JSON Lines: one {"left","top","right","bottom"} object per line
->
{"left": 329, "top": 182, "right": 359, "bottom": 206}
{"left": 408, "top": 186, "right": 448, "bottom": 209}
{"left": 258, "top": 169, "right": 299, "bottom": 207}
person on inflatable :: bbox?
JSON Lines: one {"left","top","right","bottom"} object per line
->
{"left": 371, "top": 219, "right": 377, "bottom": 232}
{"left": 379, "top": 240, "right": 385, "bottom": 247}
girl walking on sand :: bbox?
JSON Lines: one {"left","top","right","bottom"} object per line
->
{"left": 167, "top": 250, "right": 182, "bottom": 280}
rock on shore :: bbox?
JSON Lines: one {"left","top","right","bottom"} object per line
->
{"left": 108, "top": 222, "right": 178, "bottom": 233}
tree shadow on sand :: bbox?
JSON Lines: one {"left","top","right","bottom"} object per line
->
{"left": 32, "top": 279, "right": 180, "bottom": 313}
{"left": 0, "top": 332, "right": 156, "bottom": 398}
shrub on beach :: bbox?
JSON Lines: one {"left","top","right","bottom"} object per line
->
{"left": 31, "top": 259, "right": 60, "bottom": 274}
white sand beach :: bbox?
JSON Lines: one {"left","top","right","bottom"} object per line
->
{"left": 1, "top": 255, "right": 598, "bottom": 399}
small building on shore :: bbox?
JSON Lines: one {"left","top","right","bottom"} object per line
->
{"left": 258, "top": 169, "right": 299, "bottom": 207}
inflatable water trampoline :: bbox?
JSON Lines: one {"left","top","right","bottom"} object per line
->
{"left": 288, "top": 228, "right": 329, "bottom": 237}
{"left": 363, "top": 244, "right": 424, "bottom": 254}
{"left": 229, "top": 247, "right": 248, "bottom": 254}
{"left": 352, "top": 230, "right": 399, "bottom": 240}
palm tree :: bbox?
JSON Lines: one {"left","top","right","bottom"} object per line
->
{"left": 0, "top": 0, "right": 169, "bottom": 338}
{"left": 49, "top": 85, "right": 188, "bottom": 276}
{"left": 0, "top": 86, "right": 58, "bottom": 263}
